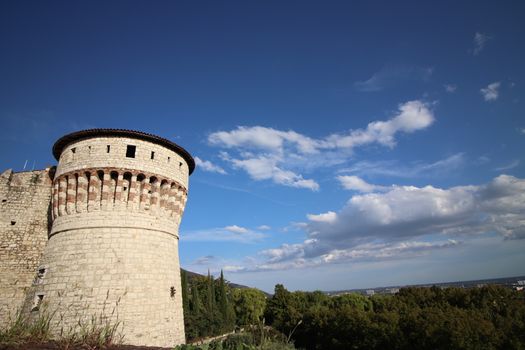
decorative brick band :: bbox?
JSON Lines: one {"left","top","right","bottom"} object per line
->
{"left": 51, "top": 167, "right": 188, "bottom": 221}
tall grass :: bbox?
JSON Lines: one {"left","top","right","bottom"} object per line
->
{"left": 0, "top": 293, "right": 123, "bottom": 349}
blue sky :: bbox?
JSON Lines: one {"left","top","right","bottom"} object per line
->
{"left": 1, "top": 1, "right": 524, "bottom": 292}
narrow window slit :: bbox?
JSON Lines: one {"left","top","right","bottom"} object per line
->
{"left": 31, "top": 294, "right": 44, "bottom": 312}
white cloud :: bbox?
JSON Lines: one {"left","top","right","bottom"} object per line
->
{"left": 337, "top": 175, "right": 387, "bottom": 193}
{"left": 195, "top": 156, "right": 227, "bottom": 174}
{"left": 322, "top": 100, "right": 434, "bottom": 149}
{"left": 208, "top": 100, "right": 434, "bottom": 190}
{"left": 226, "top": 154, "right": 320, "bottom": 191}
{"left": 224, "top": 225, "right": 250, "bottom": 234}
{"left": 444, "top": 84, "right": 457, "bottom": 93}
{"left": 183, "top": 225, "right": 266, "bottom": 243}
{"left": 307, "top": 211, "right": 337, "bottom": 224}
{"left": 341, "top": 153, "right": 465, "bottom": 179}
{"left": 193, "top": 255, "right": 217, "bottom": 265}
{"left": 354, "top": 65, "right": 433, "bottom": 92}
{"left": 257, "top": 225, "right": 271, "bottom": 230}
{"left": 494, "top": 160, "right": 520, "bottom": 171}
{"left": 481, "top": 82, "right": 501, "bottom": 101}
{"left": 241, "top": 239, "right": 462, "bottom": 272}
{"left": 242, "top": 175, "right": 525, "bottom": 272}
{"left": 473, "top": 32, "right": 492, "bottom": 55}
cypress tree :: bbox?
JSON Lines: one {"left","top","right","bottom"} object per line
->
{"left": 181, "top": 269, "right": 190, "bottom": 312}
{"left": 219, "top": 270, "right": 228, "bottom": 317}
{"left": 207, "top": 270, "right": 214, "bottom": 312}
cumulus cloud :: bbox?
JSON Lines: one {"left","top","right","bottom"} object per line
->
{"left": 183, "top": 225, "right": 266, "bottom": 243}
{"left": 307, "top": 211, "right": 337, "bottom": 224}
{"left": 481, "top": 82, "right": 501, "bottom": 101}
{"left": 209, "top": 100, "right": 434, "bottom": 190}
{"left": 195, "top": 156, "right": 227, "bottom": 174}
{"left": 240, "top": 175, "right": 525, "bottom": 272}
{"left": 257, "top": 225, "right": 271, "bottom": 230}
{"left": 472, "top": 32, "right": 492, "bottom": 55}
{"left": 354, "top": 65, "right": 433, "bottom": 92}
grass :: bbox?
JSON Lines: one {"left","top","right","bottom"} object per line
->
{"left": 0, "top": 302, "right": 123, "bottom": 350}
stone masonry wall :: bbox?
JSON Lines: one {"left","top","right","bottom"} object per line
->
{"left": 0, "top": 168, "right": 53, "bottom": 326}
{"left": 55, "top": 137, "right": 190, "bottom": 188}
{"left": 23, "top": 135, "right": 190, "bottom": 347}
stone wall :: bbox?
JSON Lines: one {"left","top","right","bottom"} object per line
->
{"left": 55, "top": 136, "right": 190, "bottom": 187}
{"left": 23, "top": 134, "right": 189, "bottom": 347}
{"left": 0, "top": 168, "right": 53, "bottom": 326}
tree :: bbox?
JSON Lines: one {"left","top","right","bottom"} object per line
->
{"left": 181, "top": 270, "right": 190, "bottom": 312}
{"left": 232, "top": 288, "right": 267, "bottom": 326}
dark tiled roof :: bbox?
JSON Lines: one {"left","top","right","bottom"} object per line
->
{"left": 53, "top": 129, "right": 195, "bottom": 175}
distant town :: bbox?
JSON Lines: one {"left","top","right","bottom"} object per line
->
{"left": 326, "top": 275, "right": 525, "bottom": 296}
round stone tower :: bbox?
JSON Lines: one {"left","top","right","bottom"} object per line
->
{"left": 27, "top": 129, "right": 194, "bottom": 347}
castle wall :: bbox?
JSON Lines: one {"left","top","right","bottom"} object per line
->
{"left": 0, "top": 168, "right": 53, "bottom": 326}
{"left": 24, "top": 134, "right": 190, "bottom": 347}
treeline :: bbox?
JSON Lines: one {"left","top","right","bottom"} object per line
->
{"left": 182, "top": 273, "right": 525, "bottom": 349}
{"left": 264, "top": 284, "right": 525, "bottom": 350}
{"left": 181, "top": 270, "right": 267, "bottom": 341}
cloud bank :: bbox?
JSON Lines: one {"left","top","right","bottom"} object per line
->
{"left": 234, "top": 175, "right": 525, "bottom": 272}
{"left": 209, "top": 100, "right": 434, "bottom": 190}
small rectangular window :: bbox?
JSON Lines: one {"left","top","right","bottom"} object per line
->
{"left": 107, "top": 145, "right": 111, "bottom": 153}
{"left": 126, "top": 145, "right": 136, "bottom": 158}
{"left": 151, "top": 151, "right": 155, "bottom": 160}
{"left": 168, "top": 157, "right": 170, "bottom": 163}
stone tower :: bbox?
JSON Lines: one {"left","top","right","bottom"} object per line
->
{"left": 26, "top": 129, "right": 194, "bottom": 347}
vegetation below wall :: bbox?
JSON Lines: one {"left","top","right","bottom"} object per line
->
{"left": 264, "top": 284, "right": 525, "bottom": 350}
{"left": 183, "top": 272, "right": 525, "bottom": 349}
{"left": 181, "top": 270, "right": 269, "bottom": 342}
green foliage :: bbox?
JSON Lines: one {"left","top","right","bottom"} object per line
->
{"left": 0, "top": 304, "right": 122, "bottom": 349}
{"left": 175, "top": 326, "right": 295, "bottom": 350}
{"left": 0, "top": 308, "right": 53, "bottom": 345}
{"left": 232, "top": 288, "right": 267, "bottom": 326}
{"left": 183, "top": 270, "right": 236, "bottom": 341}
{"left": 265, "top": 284, "right": 525, "bottom": 350}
